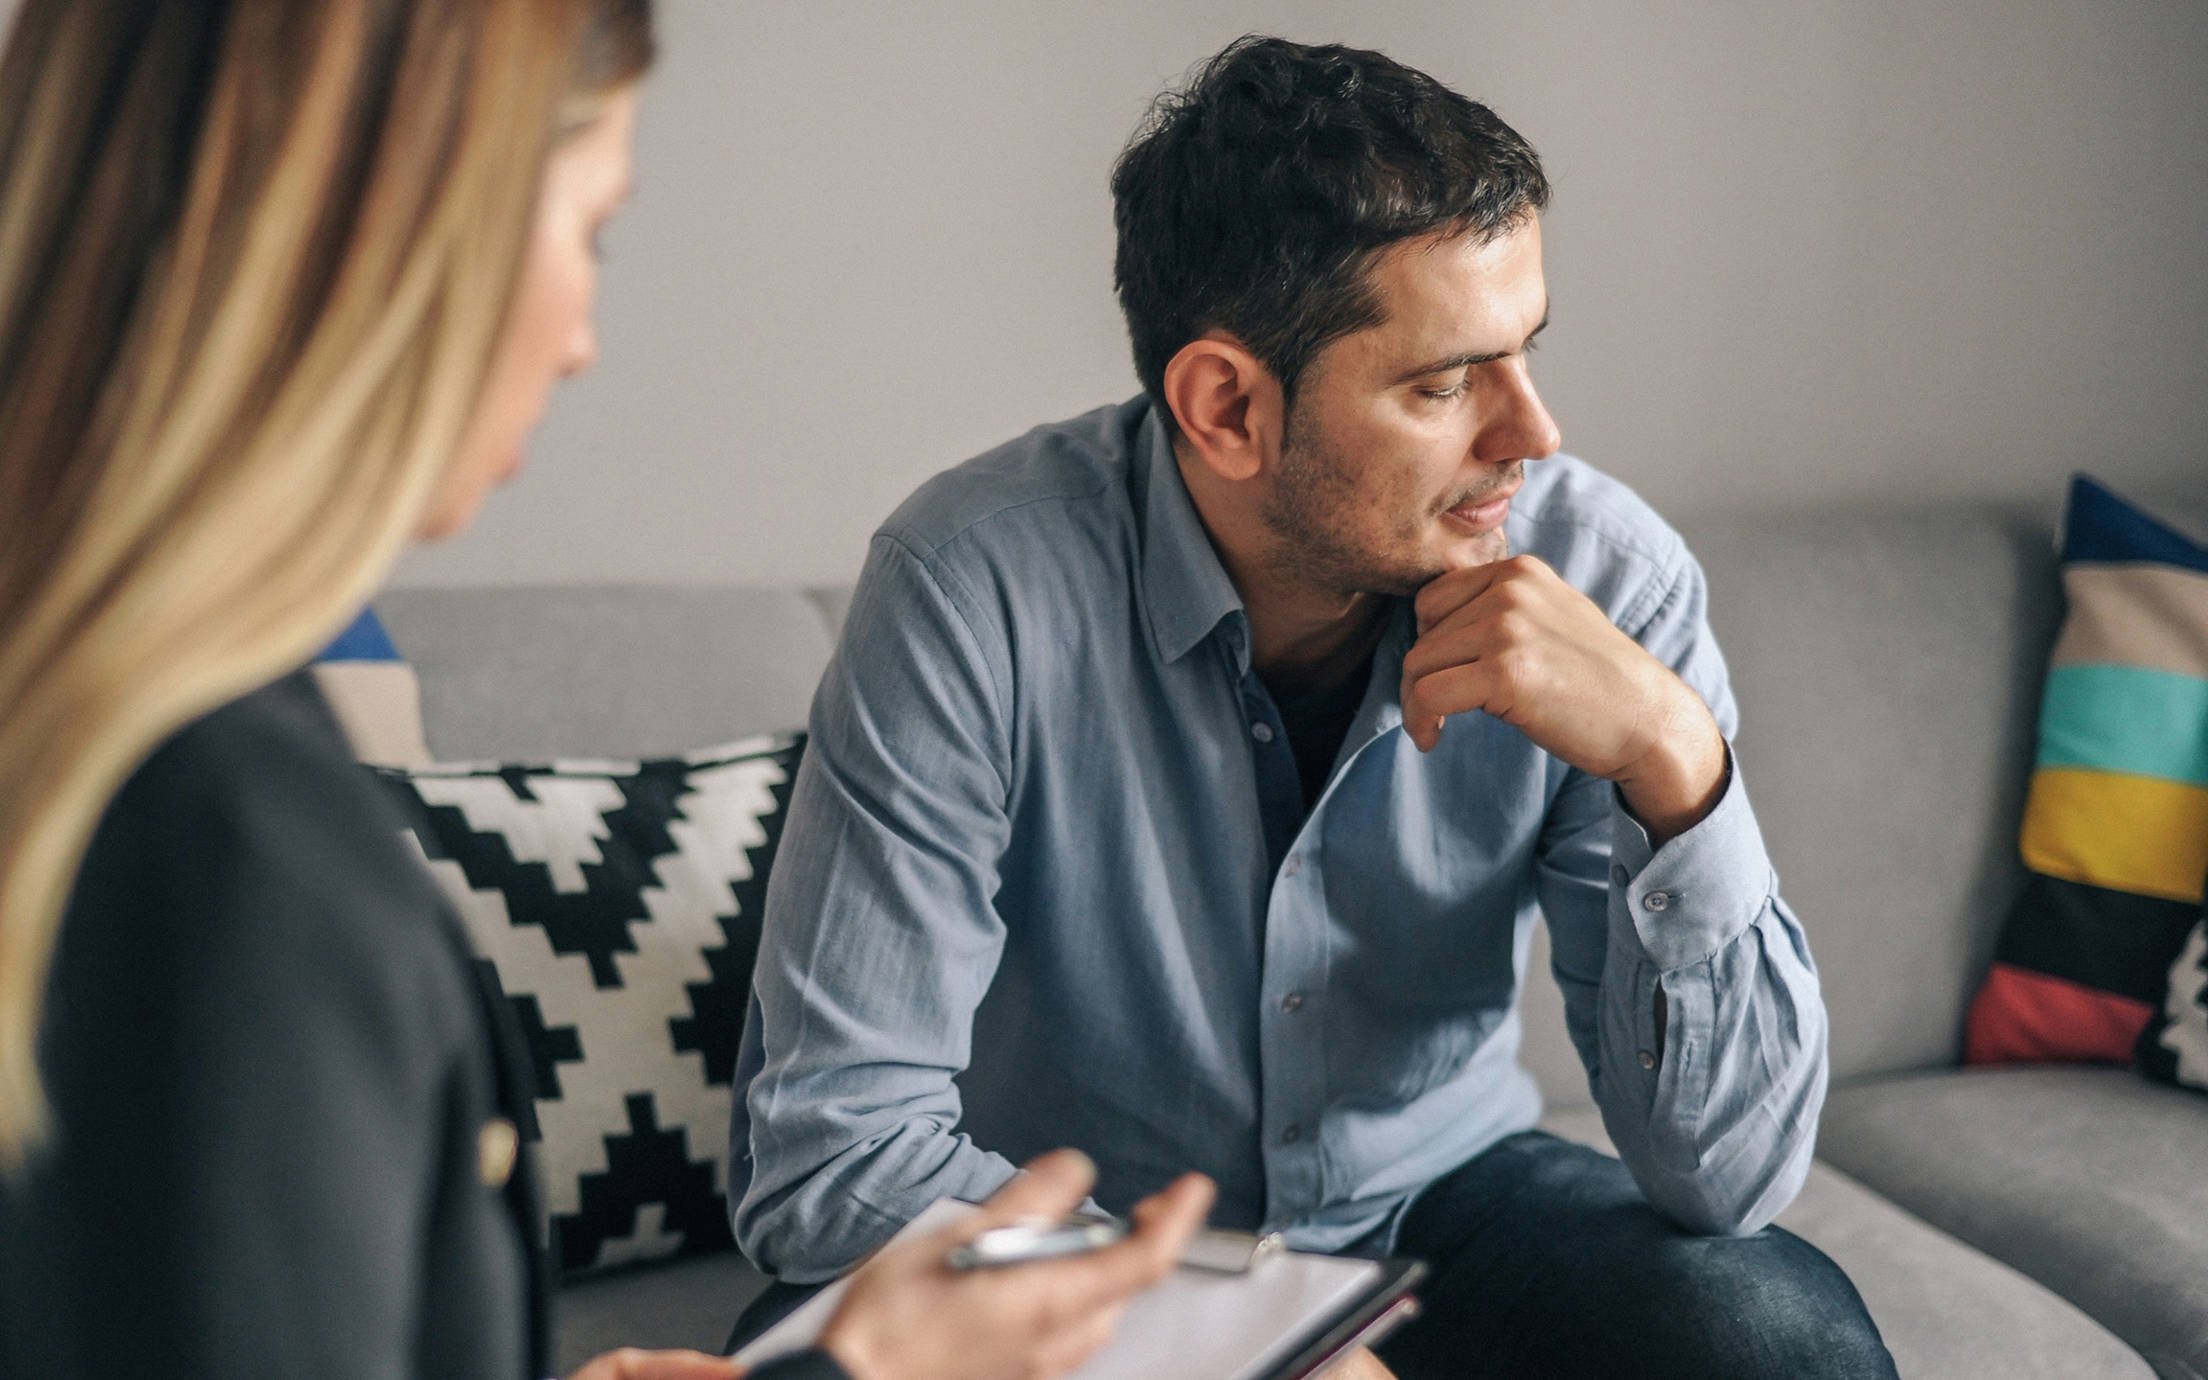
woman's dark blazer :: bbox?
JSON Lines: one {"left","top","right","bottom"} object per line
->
{"left": 0, "top": 672, "right": 549, "bottom": 1377}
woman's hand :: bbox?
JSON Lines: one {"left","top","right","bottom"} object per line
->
{"left": 1325, "top": 1346, "right": 1399, "bottom": 1378}
{"left": 566, "top": 1347, "right": 741, "bottom": 1380}
{"left": 818, "top": 1149, "right": 1215, "bottom": 1380}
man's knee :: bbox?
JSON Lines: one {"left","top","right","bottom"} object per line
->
{"left": 1628, "top": 1228, "right": 1895, "bottom": 1380}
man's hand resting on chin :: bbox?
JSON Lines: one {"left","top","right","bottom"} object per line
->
{"left": 1400, "top": 554, "right": 1727, "bottom": 846}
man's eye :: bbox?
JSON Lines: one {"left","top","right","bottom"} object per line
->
{"left": 1418, "top": 383, "right": 1467, "bottom": 402}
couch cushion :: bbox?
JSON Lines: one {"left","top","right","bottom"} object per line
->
{"left": 1818, "top": 1066, "right": 2208, "bottom": 1377}
{"left": 1473, "top": 504, "right": 2066, "bottom": 1104}
{"left": 556, "top": 1251, "right": 768, "bottom": 1372}
{"left": 1668, "top": 505, "right": 2063, "bottom": 1082}
{"left": 805, "top": 584, "right": 855, "bottom": 636}
{"left": 1542, "top": 1106, "right": 2152, "bottom": 1379}
{"left": 376, "top": 586, "right": 836, "bottom": 760}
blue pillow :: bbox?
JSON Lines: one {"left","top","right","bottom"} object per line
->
{"left": 319, "top": 606, "right": 403, "bottom": 662}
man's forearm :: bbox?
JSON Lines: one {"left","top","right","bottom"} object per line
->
{"left": 1595, "top": 759, "right": 1827, "bottom": 1237}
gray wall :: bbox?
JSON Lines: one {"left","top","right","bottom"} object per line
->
{"left": 252, "top": 4, "right": 2208, "bottom": 584}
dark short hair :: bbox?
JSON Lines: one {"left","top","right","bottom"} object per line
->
{"left": 1112, "top": 36, "right": 1549, "bottom": 427}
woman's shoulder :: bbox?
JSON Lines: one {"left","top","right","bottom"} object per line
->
{"left": 113, "top": 670, "right": 427, "bottom": 889}
{"left": 125, "top": 668, "right": 387, "bottom": 825}
{"left": 69, "top": 669, "right": 468, "bottom": 1020}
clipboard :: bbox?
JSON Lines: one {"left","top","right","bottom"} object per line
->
{"left": 1265, "top": 1255, "right": 1425, "bottom": 1378}
{"left": 731, "top": 1200, "right": 1428, "bottom": 1380}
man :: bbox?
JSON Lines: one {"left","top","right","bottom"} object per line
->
{"left": 732, "top": 36, "right": 1894, "bottom": 1377}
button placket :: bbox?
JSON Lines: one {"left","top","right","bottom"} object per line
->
{"left": 1258, "top": 878, "right": 1327, "bottom": 1220}
{"left": 1246, "top": 663, "right": 1331, "bottom": 1222}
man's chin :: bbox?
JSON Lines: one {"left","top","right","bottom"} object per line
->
{"left": 1426, "top": 528, "right": 1509, "bottom": 577}
{"left": 1346, "top": 558, "right": 1447, "bottom": 599}
{"left": 1278, "top": 532, "right": 1505, "bottom": 600}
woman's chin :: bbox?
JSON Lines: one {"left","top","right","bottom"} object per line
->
{"left": 416, "top": 446, "right": 525, "bottom": 543}
{"left": 415, "top": 488, "right": 487, "bottom": 543}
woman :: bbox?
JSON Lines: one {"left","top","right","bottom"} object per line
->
{"left": 0, "top": 3, "right": 1212, "bottom": 1378}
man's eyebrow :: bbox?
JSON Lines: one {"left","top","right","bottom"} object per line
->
{"left": 1392, "top": 309, "right": 1550, "bottom": 383}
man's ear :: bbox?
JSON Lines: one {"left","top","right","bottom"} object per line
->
{"left": 1161, "top": 333, "right": 1283, "bottom": 483}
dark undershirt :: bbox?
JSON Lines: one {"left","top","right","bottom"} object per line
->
{"left": 1271, "top": 650, "right": 1376, "bottom": 814}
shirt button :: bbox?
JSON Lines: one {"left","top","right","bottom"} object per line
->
{"left": 1280, "top": 992, "right": 1305, "bottom": 1014}
{"left": 1250, "top": 721, "right": 1275, "bottom": 744}
{"left": 1638, "top": 1050, "right": 1658, "bottom": 1070}
{"left": 1610, "top": 863, "right": 1630, "bottom": 886}
{"left": 1642, "top": 890, "right": 1672, "bottom": 913}
{"left": 1282, "top": 1124, "right": 1304, "bottom": 1144}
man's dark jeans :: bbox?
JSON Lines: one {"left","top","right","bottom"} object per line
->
{"left": 1371, "top": 1130, "right": 1897, "bottom": 1379}
{"left": 729, "top": 1131, "right": 1899, "bottom": 1378}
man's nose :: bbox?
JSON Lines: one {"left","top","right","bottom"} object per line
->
{"left": 1482, "top": 360, "right": 1561, "bottom": 464}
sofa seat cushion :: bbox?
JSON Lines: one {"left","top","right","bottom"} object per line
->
{"left": 1818, "top": 1066, "right": 2208, "bottom": 1378}
{"left": 570, "top": 1113, "right": 2154, "bottom": 1380}
{"left": 556, "top": 1250, "right": 768, "bottom": 1373}
{"left": 1542, "top": 1106, "right": 2151, "bottom": 1378}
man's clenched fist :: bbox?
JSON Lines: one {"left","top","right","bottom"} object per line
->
{"left": 1400, "top": 555, "right": 1726, "bottom": 844}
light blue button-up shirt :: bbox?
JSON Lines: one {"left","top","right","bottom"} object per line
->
{"left": 732, "top": 398, "right": 1826, "bottom": 1283}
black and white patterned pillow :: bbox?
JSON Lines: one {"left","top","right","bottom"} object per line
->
{"left": 375, "top": 734, "right": 802, "bottom": 1276}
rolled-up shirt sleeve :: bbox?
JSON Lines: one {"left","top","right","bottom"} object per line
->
{"left": 1536, "top": 546, "right": 1827, "bottom": 1238}
{"left": 731, "top": 532, "right": 1024, "bottom": 1282}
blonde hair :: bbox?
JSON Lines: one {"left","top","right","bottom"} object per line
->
{"left": 0, "top": 0, "right": 653, "bottom": 1166}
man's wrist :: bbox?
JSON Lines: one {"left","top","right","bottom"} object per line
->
{"left": 1615, "top": 691, "right": 1727, "bottom": 847}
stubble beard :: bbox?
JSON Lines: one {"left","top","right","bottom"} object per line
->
{"left": 1262, "top": 420, "right": 1517, "bottom": 599}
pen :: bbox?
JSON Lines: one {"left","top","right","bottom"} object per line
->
{"left": 946, "top": 1215, "right": 1284, "bottom": 1273}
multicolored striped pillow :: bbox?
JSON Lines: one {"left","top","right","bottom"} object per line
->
{"left": 1964, "top": 476, "right": 2208, "bottom": 1066}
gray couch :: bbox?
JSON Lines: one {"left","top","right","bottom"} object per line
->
{"left": 378, "top": 494, "right": 2208, "bottom": 1379}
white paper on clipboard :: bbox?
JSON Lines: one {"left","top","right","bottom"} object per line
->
{"left": 731, "top": 1199, "right": 1386, "bottom": 1380}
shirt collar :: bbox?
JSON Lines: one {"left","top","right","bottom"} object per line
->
{"left": 1135, "top": 401, "right": 1249, "bottom": 665}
